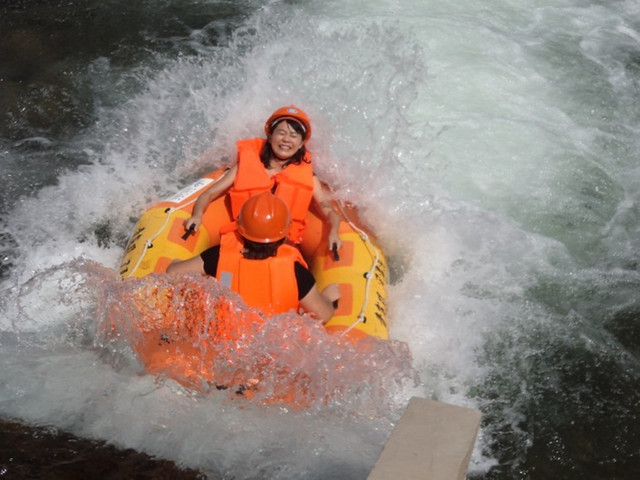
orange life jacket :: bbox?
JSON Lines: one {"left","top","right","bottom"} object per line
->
{"left": 228, "top": 138, "right": 314, "bottom": 244}
{"left": 216, "top": 231, "right": 308, "bottom": 316}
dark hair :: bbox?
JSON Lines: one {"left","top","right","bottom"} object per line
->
{"left": 260, "top": 119, "right": 310, "bottom": 168}
{"left": 242, "top": 238, "right": 286, "bottom": 260}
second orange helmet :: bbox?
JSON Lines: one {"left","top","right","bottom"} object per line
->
{"left": 237, "top": 192, "right": 292, "bottom": 243}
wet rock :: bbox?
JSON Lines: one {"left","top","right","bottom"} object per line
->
{"left": 0, "top": 418, "right": 211, "bottom": 479}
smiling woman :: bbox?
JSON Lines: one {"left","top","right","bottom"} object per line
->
{"left": 267, "top": 118, "right": 306, "bottom": 160}
{"left": 181, "top": 105, "right": 342, "bottom": 249}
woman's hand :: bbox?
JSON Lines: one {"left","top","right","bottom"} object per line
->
{"left": 311, "top": 177, "right": 343, "bottom": 253}
{"left": 183, "top": 214, "right": 202, "bottom": 232}
{"left": 300, "top": 283, "right": 341, "bottom": 324}
{"left": 321, "top": 283, "right": 341, "bottom": 303}
{"left": 328, "top": 229, "right": 342, "bottom": 255}
{"left": 183, "top": 165, "right": 237, "bottom": 234}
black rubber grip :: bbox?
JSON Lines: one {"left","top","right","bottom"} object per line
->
{"left": 181, "top": 224, "right": 195, "bottom": 240}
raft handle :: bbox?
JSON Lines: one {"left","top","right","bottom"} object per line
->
{"left": 181, "top": 223, "right": 195, "bottom": 240}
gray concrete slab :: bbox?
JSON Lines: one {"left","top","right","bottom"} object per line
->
{"left": 368, "top": 397, "right": 481, "bottom": 480}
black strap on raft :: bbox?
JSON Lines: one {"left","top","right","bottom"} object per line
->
{"left": 331, "top": 244, "right": 340, "bottom": 309}
{"left": 181, "top": 223, "right": 195, "bottom": 240}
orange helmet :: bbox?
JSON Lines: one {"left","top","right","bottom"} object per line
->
{"left": 237, "top": 192, "right": 292, "bottom": 243}
{"left": 264, "top": 105, "right": 312, "bottom": 140}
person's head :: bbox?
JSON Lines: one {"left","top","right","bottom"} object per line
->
{"left": 261, "top": 106, "right": 312, "bottom": 167}
{"left": 237, "top": 192, "right": 291, "bottom": 260}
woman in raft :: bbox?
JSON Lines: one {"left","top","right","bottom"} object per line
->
{"left": 183, "top": 105, "right": 342, "bottom": 251}
{"left": 168, "top": 192, "right": 340, "bottom": 323}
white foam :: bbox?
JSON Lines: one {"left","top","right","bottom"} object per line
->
{"left": 3, "top": 0, "right": 640, "bottom": 477}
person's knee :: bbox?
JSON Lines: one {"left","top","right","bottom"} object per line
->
{"left": 166, "top": 260, "right": 180, "bottom": 274}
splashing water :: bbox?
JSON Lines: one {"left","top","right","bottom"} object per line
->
{"left": 3, "top": 0, "right": 640, "bottom": 478}
{"left": 83, "top": 261, "right": 415, "bottom": 413}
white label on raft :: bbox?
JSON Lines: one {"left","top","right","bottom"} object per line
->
{"left": 164, "top": 178, "right": 214, "bottom": 204}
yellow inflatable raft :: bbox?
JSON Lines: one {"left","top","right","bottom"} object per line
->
{"left": 119, "top": 170, "right": 388, "bottom": 340}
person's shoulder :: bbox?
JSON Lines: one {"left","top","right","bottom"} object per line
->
{"left": 294, "top": 261, "right": 315, "bottom": 299}
{"left": 294, "top": 261, "right": 314, "bottom": 280}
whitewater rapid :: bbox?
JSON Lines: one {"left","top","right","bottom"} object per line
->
{"left": 2, "top": 0, "right": 640, "bottom": 477}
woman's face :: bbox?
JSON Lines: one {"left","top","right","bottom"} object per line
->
{"left": 268, "top": 120, "right": 305, "bottom": 160}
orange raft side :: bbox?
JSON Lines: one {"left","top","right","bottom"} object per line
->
{"left": 119, "top": 170, "right": 389, "bottom": 340}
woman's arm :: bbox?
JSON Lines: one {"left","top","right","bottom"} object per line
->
{"left": 312, "top": 176, "right": 342, "bottom": 251}
{"left": 184, "top": 164, "right": 237, "bottom": 231}
{"left": 166, "top": 255, "right": 206, "bottom": 275}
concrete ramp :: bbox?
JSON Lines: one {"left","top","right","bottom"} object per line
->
{"left": 368, "top": 397, "right": 481, "bottom": 480}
